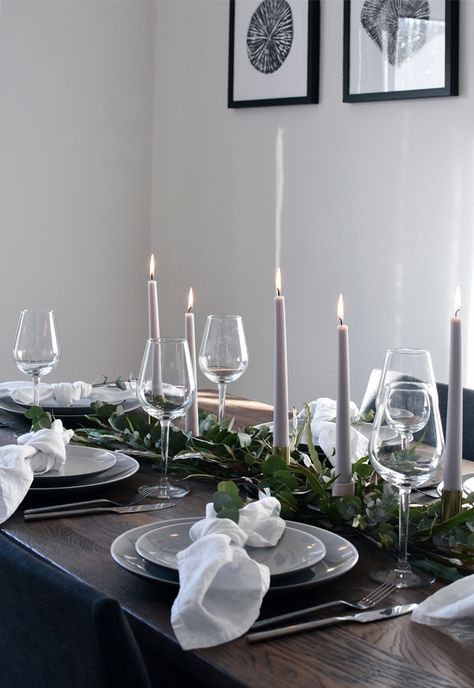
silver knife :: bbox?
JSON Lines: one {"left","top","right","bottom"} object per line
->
{"left": 246, "top": 603, "right": 418, "bottom": 643}
{"left": 24, "top": 502, "right": 176, "bottom": 521}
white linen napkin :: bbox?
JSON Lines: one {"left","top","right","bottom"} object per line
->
{"left": 170, "top": 495, "right": 285, "bottom": 649}
{"left": 411, "top": 574, "right": 474, "bottom": 645}
{"left": 298, "top": 398, "right": 369, "bottom": 465}
{"left": 1, "top": 380, "right": 135, "bottom": 407}
{"left": 0, "top": 419, "right": 74, "bottom": 523}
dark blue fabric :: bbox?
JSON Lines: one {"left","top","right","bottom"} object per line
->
{"left": 0, "top": 535, "right": 152, "bottom": 688}
{"left": 437, "top": 382, "right": 474, "bottom": 461}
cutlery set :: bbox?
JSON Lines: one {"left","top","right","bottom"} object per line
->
{"left": 246, "top": 603, "right": 417, "bottom": 643}
{"left": 23, "top": 484, "right": 176, "bottom": 520}
{"left": 24, "top": 502, "right": 176, "bottom": 520}
{"left": 246, "top": 581, "right": 418, "bottom": 643}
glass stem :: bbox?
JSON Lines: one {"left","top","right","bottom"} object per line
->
{"left": 159, "top": 419, "right": 170, "bottom": 487}
{"left": 397, "top": 484, "right": 411, "bottom": 573}
{"left": 217, "top": 382, "right": 226, "bottom": 424}
{"left": 32, "top": 374, "right": 40, "bottom": 406}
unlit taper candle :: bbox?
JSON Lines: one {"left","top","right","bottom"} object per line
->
{"left": 273, "top": 268, "right": 289, "bottom": 460}
{"left": 185, "top": 288, "right": 199, "bottom": 436}
{"left": 333, "top": 294, "right": 354, "bottom": 496}
{"left": 444, "top": 286, "right": 463, "bottom": 491}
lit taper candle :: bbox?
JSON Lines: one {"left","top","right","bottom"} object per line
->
{"left": 442, "top": 286, "right": 463, "bottom": 520}
{"left": 185, "top": 288, "right": 199, "bottom": 436}
{"left": 148, "top": 254, "right": 160, "bottom": 339}
{"left": 148, "top": 254, "right": 161, "bottom": 394}
{"left": 273, "top": 268, "right": 290, "bottom": 464}
{"left": 332, "top": 294, "right": 354, "bottom": 497}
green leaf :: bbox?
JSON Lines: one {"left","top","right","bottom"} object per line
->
{"left": 262, "top": 455, "right": 288, "bottom": 477}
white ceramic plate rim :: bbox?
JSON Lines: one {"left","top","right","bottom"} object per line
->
{"left": 134, "top": 520, "right": 326, "bottom": 577}
{"left": 111, "top": 518, "right": 359, "bottom": 592}
{"left": 29, "top": 451, "right": 139, "bottom": 493}
{"left": 33, "top": 445, "right": 117, "bottom": 483}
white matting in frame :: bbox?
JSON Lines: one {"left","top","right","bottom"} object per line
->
{"left": 229, "top": 0, "right": 319, "bottom": 107}
{"left": 343, "top": 0, "right": 459, "bottom": 102}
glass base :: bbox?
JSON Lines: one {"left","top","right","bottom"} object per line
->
{"left": 370, "top": 564, "right": 435, "bottom": 589}
{"left": 138, "top": 482, "right": 190, "bottom": 499}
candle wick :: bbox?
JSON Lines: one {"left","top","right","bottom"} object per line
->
{"left": 276, "top": 288, "right": 281, "bottom": 297}
{"left": 455, "top": 307, "right": 461, "bottom": 318}
{"left": 338, "top": 317, "right": 343, "bottom": 326}
{"left": 188, "top": 305, "right": 193, "bottom": 313}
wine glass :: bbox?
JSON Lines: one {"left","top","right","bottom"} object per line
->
{"left": 368, "top": 348, "right": 444, "bottom": 588}
{"left": 198, "top": 315, "right": 248, "bottom": 423}
{"left": 136, "top": 338, "right": 195, "bottom": 499}
{"left": 12, "top": 309, "right": 61, "bottom": 406}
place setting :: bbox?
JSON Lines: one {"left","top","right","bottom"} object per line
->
{"left": 0, "top": 308, "right": 140, "bottom": 421}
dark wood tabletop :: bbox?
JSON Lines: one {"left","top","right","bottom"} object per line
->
{"left": 1, "top": 394, "right": 473, "bottom": 688}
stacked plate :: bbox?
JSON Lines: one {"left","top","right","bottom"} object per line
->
{"left": 111, "top": 518, "right": 359, "bottom": 592}
{"left": 30, "top": 445, "right": 139, "bottom": 495}
{"left": 0, "top": 380, "right": 140, "bottom": 420}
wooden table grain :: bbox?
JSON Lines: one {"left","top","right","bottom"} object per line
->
{"left": 1, "top": 394, "right": 473, "bottom": 688}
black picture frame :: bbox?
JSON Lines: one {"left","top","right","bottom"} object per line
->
{"left": 228, "top": 0, "right": 320, "bottom": 108}
{"left": 343, "top": 0, "right": 459, "bottom": 103}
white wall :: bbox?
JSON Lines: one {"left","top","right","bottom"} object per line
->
{"left": 0, "top": 0, "right": 155, "bottom": 383}
{"left": 152, "top": 0, "right": 474, "bottom": 408}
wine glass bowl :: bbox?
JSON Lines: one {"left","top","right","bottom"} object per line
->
{"left": 198, "top": 315, "right": 248, "bottom": 423}
{"left": 12, "top": 309, "right": 60, "bottom": 406}
{"left": 368, "top": 349, "right": 444, "bottom": 588}
{"left": 137, "top": 338, "right": 195, "bottom": 499}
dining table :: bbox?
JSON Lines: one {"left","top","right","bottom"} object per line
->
{"left": 0, "top": 391, "right": 473, "bottom": 688}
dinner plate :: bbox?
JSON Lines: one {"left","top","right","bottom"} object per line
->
{"left": 436, "top": 472, "right": 474, "bottom": 496}
{"left": 134, "top": 520, "right": 326, "bottom": 577}
{"left": 111, "top": 518, "right": 359, "bottom": 592}
{"left": 0, "top": 393, "right": 140, "bottom": 419}
{"left": 33, "top": 445, "right": 117, "bottom": 485}
{"left": 29, "top": 451, "right": 139, "bottom": 494}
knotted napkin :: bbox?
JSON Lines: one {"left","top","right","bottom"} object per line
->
{"left": 3, "top": 380, "right": 135, "bottom": 407}
{"left": 0, "top": 419, "right": 74, "bottom": 523}
{"left": 411, "top": 574, "right": 474, "bottom": 646}
{"left": 171, "top": 495, "right": 285, "bottom": 649}
{"left": 298, "top": 398, "right": 369, "bottom": 464}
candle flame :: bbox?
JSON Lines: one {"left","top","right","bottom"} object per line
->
{"left": 337, "top": 294, "right": 344, "bottom": 325}
{"left": 149, "top": 254, "right": 155, "bottom": 280}
{"left": 455, "top": 285, "right": 461, "bottom": 317}
{"left": 275, "top": 267, "right": 282, "bottom": 296}
{"left": 187, "top": 287, "right": 194, "bottom": 312}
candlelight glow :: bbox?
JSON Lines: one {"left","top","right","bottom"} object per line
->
{"left": 149, "top": 254, "right": 155, "bottom": 280}
{"left": 337, "top": 294, "right": 344, "bottom": 324}
{"left": 188, "top": 287, "right": 194, "bottom": 312}
{"left": 455, "top": 285, "right": 461, "bottom": 316}
{"left": 275, "top": 267, "right": 282, "bottom": 295}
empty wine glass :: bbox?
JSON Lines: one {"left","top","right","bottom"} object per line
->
{"left": 198, "top": 315, "right": 248, "bottom": 423}
{"left": 12, "top": 309, "right": 60, "bottom": 406}
{"left": 369, "top": 349, "right": 444, "bottom": 588}
{"left": 137, "top": 338, "right": 195, "bottom": 499}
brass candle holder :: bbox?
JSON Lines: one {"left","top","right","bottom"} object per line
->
{"left": 441, "top": 488, "right": 463, "bottom": 521}
{"left": 272, "top": 445, "right": 290, "bottom": 466}
{"left": 332, "top": 480, "right": 355, "bottom": 497}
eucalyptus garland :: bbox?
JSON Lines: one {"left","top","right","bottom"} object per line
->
{"left": 27, "top": 403, "right": 474, "bottom": 581}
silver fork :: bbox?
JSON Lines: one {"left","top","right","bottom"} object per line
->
{"left": 251, "top": 581, "right": 396, "bottom": 630}
{"left": 23, "top": 485, "right": 159, "bottom": 515}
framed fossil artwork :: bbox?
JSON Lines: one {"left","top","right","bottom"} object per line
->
{"left": 343, "top": 0, "right": 459, "bottom": 102}
{"left": 228, "top": 0, "right": 320, "bottom": 108}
